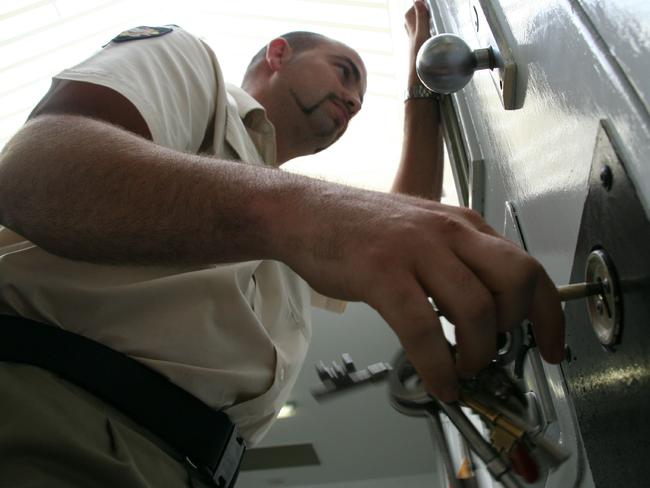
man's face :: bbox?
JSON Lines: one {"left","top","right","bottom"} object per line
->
{"left": 280, "top": 41, "right": 367, "bottom": 153}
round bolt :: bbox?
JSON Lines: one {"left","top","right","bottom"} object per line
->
{"left": 564, "top": 345, "right": 572, "bottom": 363}
{"left": 595, "top": 298, "right": 605, "bottom": 315}
{"left": 600, "top": 165, "right": 613, "bottom": 190}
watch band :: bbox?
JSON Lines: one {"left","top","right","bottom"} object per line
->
{"left": 404, "top": 82, "right": 441, "bottom": 102}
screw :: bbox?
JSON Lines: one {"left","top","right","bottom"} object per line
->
{"left": 595, "top": 298, "right": 605, "bottom": 315}
{"left": 600, "top": 165, "right": 613, "bottom": 190}
{"left": 564, "top": 345, "right": 573, "bottom": 363}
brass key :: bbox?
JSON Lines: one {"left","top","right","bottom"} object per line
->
{"left": 460, "top": 392, "right": 526, "bottom": 454}
{"left": 557, "top": 281, "right": 604, "bottom": 301}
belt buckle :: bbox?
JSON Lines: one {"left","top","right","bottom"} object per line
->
{"left": 208, "top": 426, "right": 247, "bottom": 488}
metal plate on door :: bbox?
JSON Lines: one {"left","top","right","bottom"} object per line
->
{"left": 563, "top": 120, "right": 650, "bottom": 487}
{"left": 470, "top": 0, "right": 519, "bottom": 109}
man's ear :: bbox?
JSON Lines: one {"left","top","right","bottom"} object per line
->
{"left": 265, "top": 37, "right": 292, "bottom": 71}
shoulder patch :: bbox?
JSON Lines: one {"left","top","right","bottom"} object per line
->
{"left": 111, "top": 26, "right": 173, "bottom": 43}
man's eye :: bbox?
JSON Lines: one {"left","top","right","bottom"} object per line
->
{"left": 337, "top": 65, "right": 350, "bottom": 79}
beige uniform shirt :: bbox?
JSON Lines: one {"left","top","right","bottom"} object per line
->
{"left": 0, "top": 26, "right": 341, "bottom": 445}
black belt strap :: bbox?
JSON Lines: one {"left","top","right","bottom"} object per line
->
{"left": 0, "top": 314, "right": 245, "bottom": 488}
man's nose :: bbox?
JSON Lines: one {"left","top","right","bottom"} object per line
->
{"left": 344, "top": 94, "right": 361, "bottom": 117}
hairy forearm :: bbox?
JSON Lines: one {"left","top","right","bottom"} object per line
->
{"left": 0, "top": 114, "right": 318, "bottom": 265}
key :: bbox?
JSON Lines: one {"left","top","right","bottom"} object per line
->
{"left": 459, "top": 392, "right": 542, "bottom": 482}
{"left": 461, "top": 390, "right": 570, "bottom": 482}
{"left": 436, "top": 401, "right": 524, "bottom": 488}
{"left": 460, "top": 393, "right": 526, "bottom": 454}
{"left": 312, "top": 355, "right": 392, "bottom": 401}
{"left": 521, "top": 428, "right": 571, "bottom": 470}
{"left": 556, "top": 281, "right": 604, "bottom": 301}
{"left": 460, "top": 362, "right": 528, "bottom": 417}
{"left": 462, "top": 385, "right": 570, "bottom": 468}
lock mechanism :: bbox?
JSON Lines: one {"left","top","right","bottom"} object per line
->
{"left": 584, "top": 248, "right": 621, "bottom": 347}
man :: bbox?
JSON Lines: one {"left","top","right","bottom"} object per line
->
{"left": 0, "top": 1, "right": 564, "bottom": 486}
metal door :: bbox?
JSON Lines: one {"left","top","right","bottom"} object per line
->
{"left": 424, "top": 1, "right": 650, "bottom": 486}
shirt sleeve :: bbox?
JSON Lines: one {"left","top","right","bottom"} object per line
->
{"left": 49, "top": 27, "right": 218, "bottom": 153}
{"left": 310, "top": 290, "right": 348, "bottom": 314}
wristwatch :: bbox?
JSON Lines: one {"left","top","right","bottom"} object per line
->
{"left": 404, "top": 82, "right": 441, "bottom": 102}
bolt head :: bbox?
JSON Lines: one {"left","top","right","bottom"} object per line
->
{"left": 600, "top": 165, "right": 613, "bottom": 190}
{"left": 564, "top": 345, "right": 572, "bottom": 363}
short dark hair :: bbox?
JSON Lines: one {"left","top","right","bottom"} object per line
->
{"left": 242, "top": 31, "right": 330, "bottom": 84}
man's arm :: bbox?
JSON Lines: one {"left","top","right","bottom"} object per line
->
{"left": 0, "top": 80, "right": 564, "bottom": 403}
{"left": 391, "top": 0, "right": 444, "bottom": 200}
{"left": 0, "top": 110, "right": 284, "bottom": 265}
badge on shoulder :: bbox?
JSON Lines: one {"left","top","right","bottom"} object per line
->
{"left": 111, "top": 26, "right": 174, "bottom": 43}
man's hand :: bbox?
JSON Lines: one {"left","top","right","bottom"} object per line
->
{"left": 275, "top": 185, "right": 565, "bottom": 402}
{"left": 405, "top": 0, "right": 432, "bottom": 71}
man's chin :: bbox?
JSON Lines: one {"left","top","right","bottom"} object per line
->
{"left": 313, "top": 133, "right": 343, "bottom": 153}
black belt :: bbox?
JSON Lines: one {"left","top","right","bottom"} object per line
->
{"left": 0, "top": 314, "right": 245, "bottom": 488}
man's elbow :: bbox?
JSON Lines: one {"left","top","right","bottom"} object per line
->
{"left": 0, "top": 117, "right": 59, "bottom": 244}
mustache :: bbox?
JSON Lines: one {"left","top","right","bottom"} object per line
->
{"left": 290, "top": 89, "right": 344, "bottom": 115}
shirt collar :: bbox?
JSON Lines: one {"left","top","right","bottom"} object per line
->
{"left": 226, "top": 84, "right": 278, "bottom": 167}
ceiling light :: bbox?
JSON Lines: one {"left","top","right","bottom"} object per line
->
{"left": 277, "top": 402, "right": 297, "bottom": 419}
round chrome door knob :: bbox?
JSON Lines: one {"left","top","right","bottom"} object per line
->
{"left": 416, "top": 33, "right": 494, "bottom": 94}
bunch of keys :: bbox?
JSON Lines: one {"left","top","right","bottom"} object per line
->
{"left": 387, "top": 350, "right": 569, "bottom": 487}
{"left": 312, "top": 349, "right": 569, "bottom": 487}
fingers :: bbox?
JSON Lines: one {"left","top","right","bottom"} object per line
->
{"left": 373, "top": 280, "right": 458, "bottom": 401}
{"left": 416, "top": 247, "right": 497, "bottom": 377}
{"left": 413, "top": 0, "right": 430, "bottom": 37}
{"left": 408, "top": 208, "right": 563, "bottom": 378}
{"left": 529, "top": 270, "right": 566, "bottom": 363}
{"left": 405, "top": 1, "right": 429, "bottom": 38}
{"left": 451, "top": 229, "right": 566, "bottom": 363}
{"left": 404, "top": 5, "right": 416, "bottom": 34}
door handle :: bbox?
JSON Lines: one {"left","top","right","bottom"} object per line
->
{"left": 417, "top": 0, "right": 520, "bottom": 109}
{"left": 416, "top": 33, "right": 494, "bottom": 95}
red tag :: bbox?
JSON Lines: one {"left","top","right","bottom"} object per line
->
{"left": 509, "top": 443, "right": 539, "bottom": 483}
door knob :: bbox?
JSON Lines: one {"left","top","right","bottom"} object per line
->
{"left": 416, "top": 33, "right": 494, "bottom": 94}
